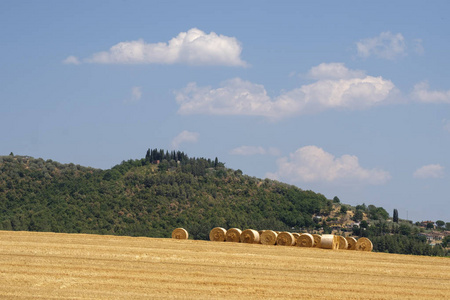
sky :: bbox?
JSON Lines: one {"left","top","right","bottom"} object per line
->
{"left": 1, "top": 1, "right": 449, "bottom": 222}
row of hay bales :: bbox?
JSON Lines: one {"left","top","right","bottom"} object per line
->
{"left": 172, "top": 227, "right": 373, "bottom": 251}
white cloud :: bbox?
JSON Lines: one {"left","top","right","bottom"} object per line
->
{"left": 411, "top": 81, "right": 450, "bottom": 103}
{"left": 356, "top": 31, "right": 406, "bottom": 60}
{"left": 443, "top": 119, "right": 450, "bottom": 133}
{"left": 83, "top": 28, "right": 246, "bottom": 66}
{"left": 62, "top": 55, "right": 80, "bottom": 65}
{"left": 171, "top": 130, "right": 199, "bottom": 149}
{"left": 307, "top": 63, "right": 365, "bottom": 80}
{"left": 413, "top": 164, "right": 445, "bottom": 179}
{"left": 266, "top": 146, "right": 391, "bottom": 185}
{"left": 413, "top": 39, "right": 424, "bottom": 55}
{"left": 175, "top": 63, "right": 396, "bottom": 119}
{"left": 124, "top": 86, "right": 142, "bottom": 103}
{"left": 230, "top": 146, "right": 280, "bottom": 156}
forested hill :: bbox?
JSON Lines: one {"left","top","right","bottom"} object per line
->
{"left": 0, "top": 151, "right": 330, "bottom": 239}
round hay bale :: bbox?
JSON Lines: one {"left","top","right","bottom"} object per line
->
{"left": 240, "top": 229, "right": 260, "bottom": 244}
{"left": 226, "top": 228, "right": 242, "bottom": 243}
{"left": 209, "top": 227, "right": 227, "bottom": 242}
{"left": 320, "top": 234, "right": 338, "bottom": 250}
{"left": 337, "top": 236, "right": 348, "bottom": 249}
{"left": 312, "top": 234, "right": 322, "bottom": 248}
{"left": 355, "top": 237, "right": 373, "bottom": 251}
{"left": 292, "top": 233, "right": 301, "bottom": 245}
{"left": 345, "top": 237, "right": 357, "bottom": 250}
{"left": 276, "top": 232, "right": 295, "bottom": 246}
{"left": 171, "top": 228, "right": 188, "bottom": 240}
{"left": 296, "top": 233, "right": 314, "bottom": 247}
{"left": 260, "top": 230, "right": 278, "bottom": 245}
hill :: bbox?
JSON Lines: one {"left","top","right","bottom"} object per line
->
{"left": 1, "top": 151, "right": 448, "bottom": 257}
{"left": 1, "top": 230, "right": 449, "bottom": 299}
{"left": 0, "top": 151, "right": 329, "bottom": 239}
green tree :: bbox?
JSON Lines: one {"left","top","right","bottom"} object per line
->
{"left": 436, "top": 220, "right": 445, "bottom": 229}
{"left": 352, "top": 209, "right": 363, "bottom": 222}
{"left": 442, "top": 236, "right": 450, "bottom": 248}
{"left": 332, "top": 196, "right": 340, "bottom": 203}
{"left": 340, "top": 205, "right": 348, "bottom": 214}
{"left": 393, "top": 209, "right": 398, "bottom": 223}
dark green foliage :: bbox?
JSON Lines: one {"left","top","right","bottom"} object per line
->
{"left": 0, "top": 152, "right": 328, "bottom": 241}
{"left": 332, "top": 196, "right": 340, "bottom": 203}
{"left": 393, "top": 209, "right": 398, "bottom": 223}
{"left": 436, "top": 220, "right": 445, "bottom": 229}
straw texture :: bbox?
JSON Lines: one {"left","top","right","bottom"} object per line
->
{"left": 260, "top": 230, "right": 278, "bottom": 245}
{"left": 209, "top": 227, "right": 227, "bottom": 242}
{"left": 320, "top": 234, "right": 338, "bottom": 250}
{"left": 345, "top": 237, "right": 357, "bottom": 250}
{"left": 226, "top": 228, "right": 242, "bottom": 243}
{"left": 312, "top": 234, "right": 322, "bottom": 248}
{"left": 276, "top": 232, "right": 295, "bottom": 246}
{"left": 171, "top": 228, "right": 189, "bottom": 240}
{"left": 296, "top": 233, "right": 314, "bottom": 247}
{"left": 337, "top": 236, "right": 348, "bottom": 249}
{"left": 355, "top": 237, "right": 373, "bottom": 252}
{"left": 240, "top": 229, "right": 260, "bottom": 244}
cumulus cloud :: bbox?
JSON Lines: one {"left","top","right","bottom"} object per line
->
{"left": 307, "top": 62, "right": 366, "bottom": 80}
{"left": 266, "top": 146, "right": 391, "bottom": 185}
{"left": 411, "top": 81, "right": 450, "bottom": 103}
{"left": 81, "top": 28, "right": 246, "bottom": 66}
{"left": 230, "top": 146, "right": 280, "bottom": 156}
{"left": 356, "top": 31, "right": 406, "bottom": 60}
{"left": 62, "top": 55, "right": 80, "bottom": 65}
{"left": 171, "top": 130, "right": 199, "bottom": 149}
{"left": 175, "top": 63, "right": 396, "bottom": 119}
{"left": 413, "top": 164, "right": 445, "bottom": 179}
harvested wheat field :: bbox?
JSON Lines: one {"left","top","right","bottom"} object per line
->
{"left": 0, "top": 231, "right": 449, "bottom": 299}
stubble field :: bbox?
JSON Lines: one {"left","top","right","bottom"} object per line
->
{"left": 0, "top": 230, "right": 449, "bottom": 299}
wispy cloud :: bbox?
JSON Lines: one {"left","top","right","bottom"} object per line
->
{"left": 124, "top": 86, "right": 142, "bottom": 104}
{"left": 413, "top": 164, "right": 445, "bottom": 179}
{"left": 65, "top": 28, "right": 246, "bottom": 66}
{"left": 230, "top": 146, "right": 280, "bottom": 156}
{"left": 62, "top": 55, "right": 80, "bottom": 65}
{"left": 266, "top": 146, "right": 391, "bottom": 185}
{"left": 171, "top": 130, "right": 199, "bottom": 149}
{"left": 443, "top": 119, "right": 450, "bottom": 133}
{"left": 175, "top": 63, "right": 396, "bottom": 120}
{"left": 411, "top": 81, "right": 450, "bottom": 103}
{"left": 356, "top": 31, "right": 406, "bottom": 60}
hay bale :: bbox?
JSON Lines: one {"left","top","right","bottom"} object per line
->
{"left": 276, "top": 232, "right": 295, "bottom": 246}
{"left": 345, "top": 237, "right": 357, "bottom": 250}
{"left": 240, "top": 229, "right": 260, "bottom": 244}
{"left": 171, "top": 228, "right": 189, "bottom": 240}
{"left": 292, "top": 233, "right": 301, "bottom": 245}
{"left": 355, "top": 237, "right": 373, "bottom": 252}
{"left": 337, "top": 236, "right": 348, "bottom": 250}
{"left": 320, "top": 234, "right": 338, "bottom": 250}
{"left": 226, "top": 228, "right": 242, "bottom": 243}
{"left": 260, "top": 230, "right": 278, "bottom": 245}
{"left": 296, "top": 233, "right": 314, "bottom": 247}
{"left": 209, "top": 227, "right": 227, "bottom": 242}
{"left": 312, "top": 234, "right": 322, "bottom": 248}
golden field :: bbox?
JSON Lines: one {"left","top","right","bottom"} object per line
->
{"left": 0, "top": 230, "right": 449, "bottom": 299}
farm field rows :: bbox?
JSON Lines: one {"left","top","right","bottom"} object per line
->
{"left": 0, "top": 230, "right": 449, "bottom": 299}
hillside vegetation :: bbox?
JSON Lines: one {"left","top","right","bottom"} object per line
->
{"left": 0, "top": 150, "right": 448, "bottom": 256}
{"left": 0, "top": 151, "right": 328, "bottom": 239}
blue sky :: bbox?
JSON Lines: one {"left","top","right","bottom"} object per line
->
{"left": 1, "top": 1, "right": 449, "bottom": 222}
